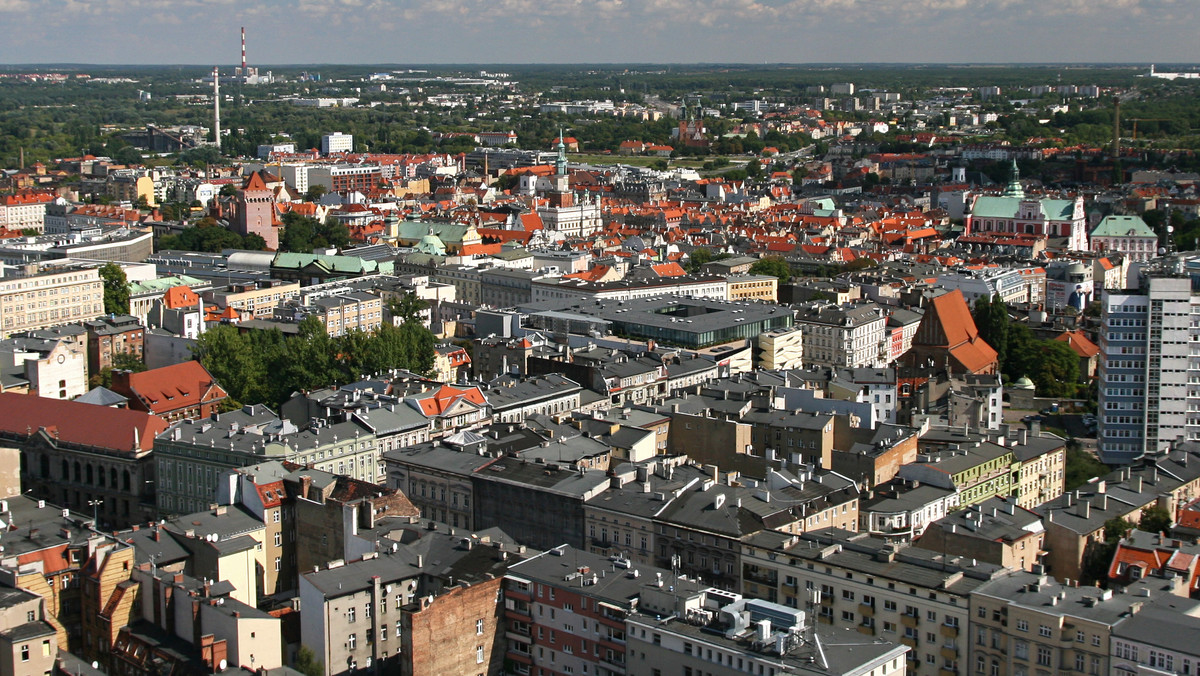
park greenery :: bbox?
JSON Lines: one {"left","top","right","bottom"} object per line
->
{"left": 749, "top": 256, "right": 792, "bottom": 283}
{"left": 973, "top": 295, "right": 1080, "bottom": 398}
{"left": 193, "top": 299, "right": 434, "bottom": 409}
{"left": 158, "top": 217, "right": 267, "bottom": 252}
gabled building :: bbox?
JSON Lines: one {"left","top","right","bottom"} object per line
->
{"left": 110, "top": 360, "right": 228, "bottom": 423}
{"left": 900, "top": 289, "right": 998, "bottom": 376}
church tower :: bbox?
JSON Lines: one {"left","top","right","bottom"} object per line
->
{"left": 548, "top": 130, "right": 573, "bottom": 208}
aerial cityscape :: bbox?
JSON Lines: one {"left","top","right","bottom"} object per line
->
{"left": 4, "top": 20, "right": 1200, "bottom": 676}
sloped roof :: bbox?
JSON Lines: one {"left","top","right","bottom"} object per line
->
{"left": 161, "top": 286, "right": 200, "bottom": 309}
{"left": 0, "top": 392, "right": 165, "bottom": 452}
{"left": 113, "top": 361, "right": 226, "bottom": 415}
{"left": 914, "top": 289, "right": 998, "bottom": 373}
{"left": 1055, "top": 330, "right": 1100, "bottom": 358}
{"left": 407, "top": 384, "right": 488, "bottom": 417}
{"left": 1091, "top": 214, "right": 1156, "bottom": 238}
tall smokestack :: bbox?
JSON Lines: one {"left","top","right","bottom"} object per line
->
{"left": 241, "top": 27, "right": 246, "bottom": 72}
{"left": 213, "top": 67, "right": 221, "bottom": 151}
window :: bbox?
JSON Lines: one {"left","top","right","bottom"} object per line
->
{"left": 977, "top": 606, "right": 987, "bottom": 618}
{"left": 1014, "top": 640, "right": 1028, "bottom": 659}
{"left": 1075, "top": 653, "right": 1086, "bottom": 671}
{"left": 1016, "top": 619, "right": 1028, "bottom": 632}
{"left": 1036, "top": 645, "right": 1051, "bottom": 667}
{"left": 274, "top": 532, "right": 282, "bottom": 546}
{"left": 476, "top": 645, "right": 485, "bottom": 664}
{"left": 348, "top": 607, "right": 356, "bottom": 623}
{"left": 884, "top": 600, "right": 897, "bottom": 611}
{"left": 348, "top": 633, "right": 357, "bottom": 650}
{"left": 1038, "top": 625, "right": 1051, "bottom": 638}
{"left": 477, "top": 619, "right": 485, "bottom": 635}
{"left": 21, "top": 645, "right": 29, "bottom": 662}
{"left": 273, "top": 509, "right": 281, "bottom": 523}
{"left": 365, "top": 602, "right": 372, "bottom": 619}
{"left": 274, "top": 557, "right": 281, "bottom": 571}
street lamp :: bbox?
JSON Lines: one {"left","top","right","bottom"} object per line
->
{"left": 87, "top": 499, "right": 103, "bottom": 530}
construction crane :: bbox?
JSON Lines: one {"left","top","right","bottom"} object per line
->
{"left": 1129, "top": 118, "right": 1169, "bottom": 141}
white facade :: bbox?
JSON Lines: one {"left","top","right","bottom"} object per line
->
{"left": 1097, "top": 276, "right": 1200, "bottom": 464}
{"left": 537, "top": 201, "right": 603, "bottom": 238}
{"left": 0, "top": 195, "right": 52, "bottom": 232}
{"left": 321, "top": 132, "right": 354, "bottom": 155}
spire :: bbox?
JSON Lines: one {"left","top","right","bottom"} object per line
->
{"left": 1002, "top": 159, "right": 1024, "bottom": 198}
{"left": 555, "top": 129, "right": 567, "bottom": 176}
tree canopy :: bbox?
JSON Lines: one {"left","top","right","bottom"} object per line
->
{"left": 99, "top": 262, "right": 130, "bottom": 315}
{"left": 158, "top": 217, "right": 267, "bottom": 253}
{"left": 749, "top": 256, "right": 792, "bottom": 283}
{"left": 279, "top": 212, "right": 350, "bottom": 253}
{"left": 193, "top": 296, "right": 435, "bottom": 408}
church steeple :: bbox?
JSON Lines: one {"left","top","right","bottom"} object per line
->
{"left": 1002, "top": 159, "right": 1025, "bottom": 198}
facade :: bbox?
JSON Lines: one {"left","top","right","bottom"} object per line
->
{"left": 965, "top": 162, "right": 1088, "bottom": 251}
{"left": 757, "top": 326, "right": 804, "bottom": 370}
{"left": 0, "top": 587, "right": 57, "bottom": 676}
{"left": 0, "top": 262, "right": 104, "bottom": 338}
{"left": 915, "top": 496, "right": 1045, "bottom": 571}
{"left": 740, "top": 528, "right": 995, "bottom": 676}
{"left": 1091, "top": 215, "right": 1159, "bottom": 263}
{"left": 110, "top": 360, "right": 229, "bottom": 423}
{"left": 202, "top": 280, "right": 301, "bottom": 319}
{"left": 794, "top": 301, "right": 887, "bottom": 369}
{"left": 0, "top": 192, "right": 55, "bottom": 232}
{"left": 1097, "top": 275, "right": 1198, "bottom": 464}
{"left": 3, "top": 392, "right": 166, "bottom": 528}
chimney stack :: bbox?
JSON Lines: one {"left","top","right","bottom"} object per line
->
{"left": 241, "top": 27, "right": 247, "bottom": 72}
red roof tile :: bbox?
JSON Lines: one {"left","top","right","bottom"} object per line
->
{"left": 0, "top": 392, "right": 165, "bottom": 452}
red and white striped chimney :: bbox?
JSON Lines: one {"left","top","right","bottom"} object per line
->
{"left": 241, "top": 27, "right": 246, "bottom": 71}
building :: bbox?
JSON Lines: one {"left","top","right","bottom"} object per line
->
{"left": 0, "top": 335, "right": 88, "bottom": 400}
{"left": 1097, "top": 274, "right": 1198, "bottom": 464}
{"left": 83, "top": 314, "right": 144, "bottom": 377}
{"left": 321, "top": 132, "right": 354, "bottom": 155}
{"left": 0, "top": 192, "right": 56, "bottom": 232}
{"left": 970, "top": 569, "right": 1187, "bottom": 676}
{"left": 901, "top": 289, "right": 999, "bottom": 376}
{"left": 756, "top": 326, "right": 804, "bottom": 370}
{"left": 232, "top": 171, "right": 279, "bottom": 250}
{"left": 0, "top": 262, "right": 103, "bottom": 338}
{"left": 0, "top": 586, "right": 58, "bottom": 676}
{"left": 726, "top": 274, "right": 779, "bottom": 302}
{"left": 965, "top": 161, "right": 1088, "bottom": 251}
{"left": 1110, "top": 602, "right": 1200, "bottom": 676}
{"left": 154, "top": 406, "right": 384, "bottom": 515}
{"left": 898, "top": 441, "right": 1015, "bottom": 508}
{"left": 1035, "top": 452, "right": 1200, "bottom": 582}
{"left": 202, "top": 280, "right": 301, "bottom": 319}
{"left": 1, "top": 392, "right": 166, "bottom": 528}
{"left": 794, "top": 302, "right": 887, "bottom": 369}
{"left": 740, "top": 528, "right": 997, "bottom": 676}
{"left": 914, "top": 496, "right": 1044, "bottom": 571}
{"left": 109, "top": 360, "right": 228, "bottom": 423}
{"left": 299, "top": 523, "right": 518, "bottom": 676}
{"left": 1091, "top": 215, "right": 1159, "bottom": 263}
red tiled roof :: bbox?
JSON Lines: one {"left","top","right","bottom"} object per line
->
{"left": 112, "top": 361, "right": 227, "bottom": 416}
{"left": 162, "top": 286, "right": 200, "bottom": 309}
{"left": 1055, "top": 330, "right": 1100, "bottom": 358}
{"left": 409, "top": 384, "right": 487, "bottom": 417}
{"left": 0, "top": 392, "right": 165, "bottom": 453}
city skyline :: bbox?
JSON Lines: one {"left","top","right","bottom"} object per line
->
{"left": 0, "top": 0, "right": 1196, "bottom": 65}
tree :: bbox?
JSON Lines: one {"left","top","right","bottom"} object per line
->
{"left": 386, "top": 293, "right": 429, "bottom": 325}
{"left": 1030, "top": 340, "right": 1081, "bottom": 398}
{"left": 294, "top": 645, "right": 324, "bottom": 676}
{"left": 90, "top": 351, "right": 147, "bottom": 388}
{"left": 305, "top": 184, "right": 328, "bottom": 202}
{"left": 749, "top": 256, "right": 792, "bottom": 283}
{"left": 219, "top": 184, "right": 238, "bottom": 197}
{"left": 114, "top": 146, "right": 142, "bottom": 166}
{"left": 1065, "top": 444, "right": 1109, "bottom": 490}
{"left": 1139, "top": 506, "right": 1173, "bottom": 535}
{"left": 99, "top": 262, "right": 129, "bottom": 315}
{"left": 1103, "top": 516, "right": 1134, "bottom": 542}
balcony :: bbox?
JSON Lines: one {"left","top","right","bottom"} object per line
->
{"left": 818, "top": 614, "right": 833, "bottom": 625}
{"left": 901, "top": 614, "right": 920, "bottom": 629}
{"left": 859, "top": 603, "right": 875, "bottom": 617}
{"left": 941, "top": 647, "right": 959, "bottom": 660}
{"left": 940, "top": 624, "right": 960, "bottom": 638}
{"left": 901, "top": 636, "right": 918, "bottom": 648}
{"left": 857, "top": 625, "right": 875, "bottom": 636}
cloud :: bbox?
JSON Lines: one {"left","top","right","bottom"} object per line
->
{"left": 0, "top": 0, "right": 1193, "bottom": 63}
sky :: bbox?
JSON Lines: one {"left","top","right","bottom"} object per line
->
{"left": 0, "top": 0, "right": 1196, "bottom": 65}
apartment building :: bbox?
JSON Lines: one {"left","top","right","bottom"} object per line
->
{"left": 0, "top": 262, "right": 103, "bottom": 338}
{"left": 202, "top": 280, "right": 300, "bottom": 319}
{"left": 0, "top": 587, "right": 57, "bottom": 676}
{"left": 793, "top": 301, "right": 887, "bottom": 369}
{"left": 726, "top": 274, "right": 779, "bottom": 302}
{"left": 0, "top": 192, "right": 55, "bottom": 232}
{"left": 739, "top": 528, "right": 998, "bottom": 676}
{"left": 969, "top": 570, "right": 1185, "bottom": 676}
{"left": 154, "top": 405, "right": 383, "bottom": 515}
{"left": 914, "top": 496, "right": 1044, "bottom": 571}
{"left": 1097, "top": 274, "right": 1198, "bottom": 464}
